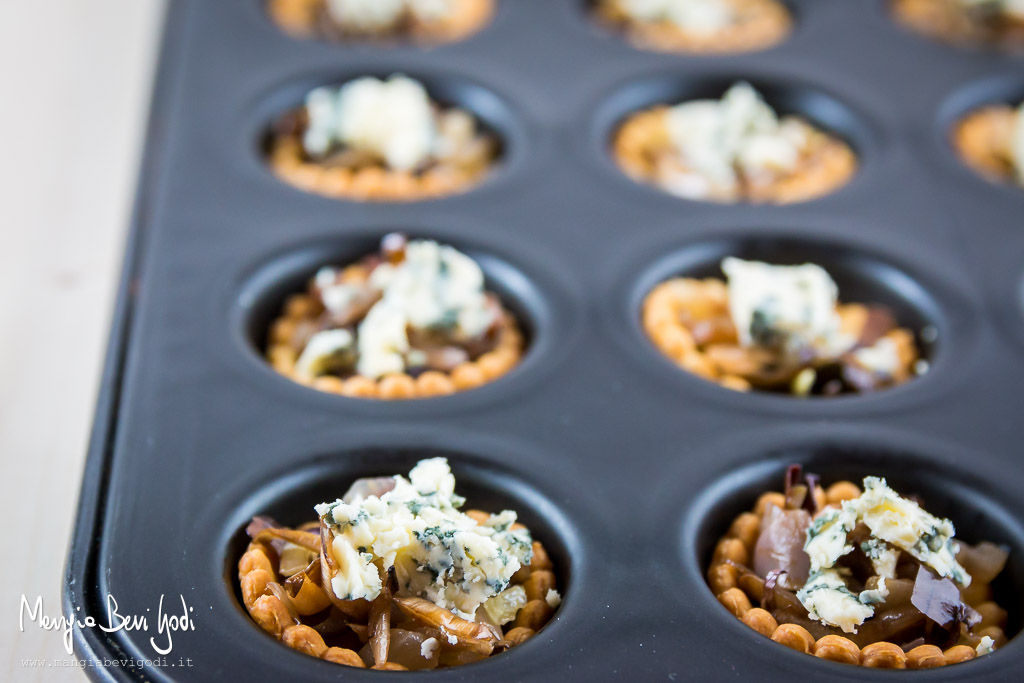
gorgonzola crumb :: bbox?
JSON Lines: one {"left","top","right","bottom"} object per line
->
{"left": 797, "top": 476, "right": 971, "bottom": 632}
{"left": 355, "top": 240, "right": 496, "bottom": 378}
{"left": 664, "top": 83, "right": 809, "bottom": 200}
{"left": 721, "top": 257, "right": 851, "bottom": 361}
{"left": 325, "top": 0, "right": 457, "bottom": 30}
{"left": 316, "top": 458, "right": 534, "bottom": 620}
{"left": 420, "top": 636, "right": 440, "bottom": 659}
{"left": 295, "top": 329, "right": 355, "bottom": 377}
{"left": 796, "top": 569, "right": 875, "bottom": 634}
{"left": 804, "top": 505, "right": 857, "bottom": 572}
{"left": 860, "top": 537, "right": 900, "bottom": 580}
{"left": 619, "top": 0, "right": 734, "bottom": 34}
{"left": 303, "top": 75, "right": 436, "bottom": 172}
{"left": 857, "top": 477, "right": 969, "bottom": 586}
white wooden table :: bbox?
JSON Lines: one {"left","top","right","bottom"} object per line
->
{"left": 0, "top": 2, "right": 165, "bottom": 679}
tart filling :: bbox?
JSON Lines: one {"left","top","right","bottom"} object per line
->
{"left": 613, "top": 82, "right": 857, "bottom": 203}
{"left": 707, "top": 466, "right": 1010, "bottom": 668}
{"left": 238, "top": 458, "right": 560, "bottom": 670}
{"left": 266, "top": 234, "right": 524, "bottom": 399}
{"left": 954, "top": 101, "right": 1024, "bottom": 186}
{"left": 269, "top": 0, "right": 493, "bottom": 44}
{"left": 893, "top": 0, "right": 1024, "bottom": 48}
{"left": 642, "top": 257, "right": 926, "bottom": 395}
{"left": 594, "top": 0, "right": 791, "bottom": 53}
{"left": 268, "top": 75, "right": 499, "bottom": 201}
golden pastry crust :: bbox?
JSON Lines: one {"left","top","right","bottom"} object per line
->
{"left": 707, "top": 478, "right": 1009, "bottom": 667}
{"left": 612, "top": 106, "right": 857, "bottom": 204}
{"left": 238, "top": 515, "right": 557, "bottom": 669}
{"left": 265, "top": 252, "right": 525, "bottom": 400}
{"left": 268, "top": 0, "right": 494, "bottom": 44}
{"left": 892, "top": 0, "right": 1024, "bottom": 48}
{"left": 641, "top": 277, "right": 919, "bottom": 395}
{"left": 953, "top": 105, "right": 1020, "bottom": 183}
{"left": 593, "top": 0, "right": 791, "bottom": 53}
{"left": 267, "top": 105, "right": 498, "bottom": 202}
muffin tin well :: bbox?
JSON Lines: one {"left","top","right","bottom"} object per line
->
{"left": 592, "top": 72, "right": 875, "bottom": 204}
{"left": 234, "top": 230, "right": 562, "bottom": 403}
{"left": 258, "top": 69, "right": 522, "bottom": 201}
{"left": 937, "top": 72, "right": 1024, "bottom": 191}
{"left": 67, "top": 0, "right": 1024, "bottom": 680}
{"left": 217, "top": 447, "right": 580, "bottom": 657}
{"left": 677, "top": 427, "right": 1024, "bottom": 674}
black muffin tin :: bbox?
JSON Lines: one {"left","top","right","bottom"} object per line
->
{"left": 65, "top": 1, "right": 1024, "bottom": 680}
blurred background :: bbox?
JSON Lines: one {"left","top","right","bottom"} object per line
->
{"left": 0, "top": 1, "right": 165, "bottom": 679}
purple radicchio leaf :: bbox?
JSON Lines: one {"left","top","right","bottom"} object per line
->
{"left": 910, "top": 565, "right": 981, "bottom": 630}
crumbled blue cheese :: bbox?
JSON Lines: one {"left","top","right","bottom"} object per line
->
{"left": 857, "top": 477, "right": 969, "bottom": 586}
{"left": 315, "top": 458, "right": 533, "bottom": 620}
{"left": 804, "top": 505, "right": 857, "bottom": 572}
{"left": 325, "top": 0, "right": 457, "bottom": 31}
{"left": 858, "top": 578, "right": 889, "bottom": 606}
{"left": 295, "top": 329, "right": 355, "bottom": 377}
{"left": 976, "top": 635, "right": 995, "bottom": 656}
{"left": 545, "top": 588, "right": 562, "bottom": 609}
{"left": 619, "top": 0, "right": 734, "bottom": 34}
{"left": 355, "top": 240, "right": 496, "bottom": 379}
{"left": 302, "top": 75, "right": 436, "bottom": 171}
{"left": 797, "top": 569, "right": 876, "bottom": 634}
{"left": 326, "top": 0, "right": 406, "bottom": 30}
{"left": 420, "top": 636, "right": 440, "bottom": 659}
{"left": 357, "top": 302, "right": 410, "bottom": 378}
{"left": 316, "top": 266, "right": 367, "bottom": 315}
{"left": 722, "top": 257, "right": 851, "bottom": 359}
{"left": 861, "top": 537, "right": 900, "bottom": 580}
{"left": 663, "top": 83, "right": 808, "bottom": 199}
{"left": 798, "top": 476, "right": 972, "bottom": 632}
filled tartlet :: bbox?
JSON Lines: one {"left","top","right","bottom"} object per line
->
{"left": 707, "top": 466, "right": 1010, "bottom": 668}
{"left": 954, "top": 100, "right": 1024, "bottom": 187}
{"left": 268, "top": 0, "right": 493, "bottom": 44}
{"left": 642, "top": 257, "right": 926, "bottom": 395}
{"left": 268, "top": 75, "right": 499, "bottom": 201}
{"left": 238, "top": 458, "right": 561, "bottom": 670}
{"left": 892, "top": 0, "right": 1024, "bottom": 48}
{"left": 612, "top": 82, "right": 857, "bottom": 203}
{"left": 593, "top": 0, "right": 791, "bottom": 54}
{"left": 266, "top": 234, "right": 524, "bottom": 399}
